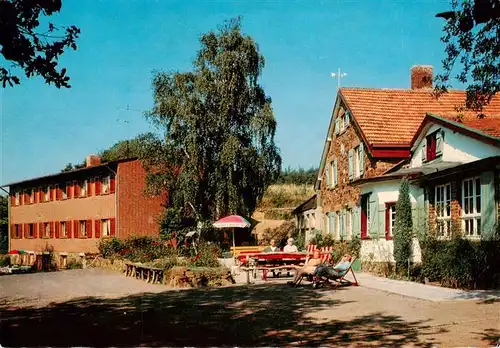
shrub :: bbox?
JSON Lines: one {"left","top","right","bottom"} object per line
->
{"left": 187, "top": 242, "right": 221, "bottom": 268}
{"left": 0, "top": 254, "right": 10, "bottom": 267}
{"left": 307, "top": 233, "right": 361, "bottom": 261}
{"left": 66, "top": 260, "right": 83, "bottom": 269}
{"left": 98, "top": 238, "right": 126, "bottom": 258}
{"left": 421, "top": 237, "right": 500, "bottom": 289}
{"left": 393, "top": 178, "right": 413, "bottom": 274}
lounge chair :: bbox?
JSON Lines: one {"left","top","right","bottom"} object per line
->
{"left": 293, "top": 246, "right": 334, "bottom": 286}
{"left": 311, "top": 256, "right": 359, "bottom": 289}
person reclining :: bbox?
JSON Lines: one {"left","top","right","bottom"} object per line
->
{"left": 287, "top": 249, "right": 322, "bottom": 286}
{"left": 313, "top": 254, "right": 352, "bottom": 279}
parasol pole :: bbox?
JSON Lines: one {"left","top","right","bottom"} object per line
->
{"left": 232, "top": 227, "right": 236, "bottom": 249}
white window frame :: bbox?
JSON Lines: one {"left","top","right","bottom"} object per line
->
{"left": 44, "top": 222, "right": 50, "bottom": 238}
{"left": 80, "top": 180, "right": 87, "bottom": 197}
{"left": 354, "top": 145, "right": 360, "bottom": 178}
{"left": 102, "top": 219, "right": 111, "bottom": 237}
{"left": 15, "top": 191, "right": 20, "bottom": 206}
{"left": 60, "top": 221, "right": 67, "bottom": 237}
{"left": 102, "top": 176, "right": 110, "bottom": 194}
{"left": 45, "top": 186, "right": 51, "bottom": 202}
{"left": 435, "top": 183, "right": 451, "bottom": 238}
{"left": 62, "top": 183, "right": 68, "bottom": 199}
{"left": 29, "top": 189, "right": 34, "bottom": 204}
{"left": 80, "top": 220, "right": 87, "bottom": 237}
{"left": 462, "top": 177, "right": 481, "bottom": 238}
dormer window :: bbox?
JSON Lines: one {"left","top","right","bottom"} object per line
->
{"left": 423, "top": 129, "right": 444, "bottom": 163}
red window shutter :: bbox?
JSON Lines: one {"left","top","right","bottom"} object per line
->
{"left": 10, "top": 194, "right": 15, "bottom": 206}
{"left": 39, "top": 222, "right": 44, "bottom": 238}
{"left": 89, "top": 178, "right": 94, "bottom": 196}
{"left": 95, "top": 177, "right": 101, "bottom": 195}
{"left": 95, "top": 220, "right": 101, "bottom": 238}
{"left": 55, "top": 222, "right": 60, "bottom": 238}
{"left": 74, "top": 220, "right": 79, "bottom": 238}
{"left": 49, "top": 222, "right": 55, "bottom": 238}
{"left": 86, "top": 220, "right": 92, "bottom": 238}
{"left": 385, "top": 206, "right": 390, "bottom": 235}
{"left": 66, "top": 183, "right": 71, "bottom": 199}
{"left": 110, "top": 218, "right": 116, "bottom": 236}
{"left": 23, "top": 224, "right": 28, "bottom": 238}
{"left": 74, "top": 182, "right": 80, "bottom": 198}
{"left": 67, "top": 220, "right": 72, "bottom": 238}
{"left": 10, "top": 224, "right": 14, "bottom": 239}
{"left": 110, "top": 176, "right": 116, "bottom": 193}
{"left": 32, "top": 223, "right": 37, "bottom": 238}
{"left": 26, "top": 192, "right": 30, "bottom": 205}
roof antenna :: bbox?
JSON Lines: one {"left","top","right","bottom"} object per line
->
{"left": 331, "top": 68, "right": 348, "bottom": 90}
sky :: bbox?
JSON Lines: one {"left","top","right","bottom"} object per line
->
{"left": 1, "top": 0, "right": 460, "bottom": 186}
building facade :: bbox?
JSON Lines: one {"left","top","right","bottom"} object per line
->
{"left": 5, "top": 156, "right": 165, "bottom": 255}
{"left": 304, "top": 65, "right": 500, "bottom": 263}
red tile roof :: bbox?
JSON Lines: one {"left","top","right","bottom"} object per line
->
{"left": 340, "top": 88, "right": 500, "bottom": 145}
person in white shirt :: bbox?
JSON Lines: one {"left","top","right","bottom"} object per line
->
{"left": 283, "top": 238, "right": 298, "bottom": 253}
{"left": 263, "top": 239, "right": 280, "bottom": 252}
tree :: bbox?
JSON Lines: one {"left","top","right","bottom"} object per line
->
{"left": 99, "top": 134, "right": 152, "bottom": 163}
{"left": 143, "top": 18, "right": 281, "bottom": 231}
{"left": 0, "top": 195, "right": 8, "bottom": 252}
{"left": 393, "top": 178, "right": 413, "bottom": 274}
{"left": 0, "top": 0, "right": 80, "bottom": 88}
{"left": 60, "top": 161, "right": 85, "bottom": 172}
{"left": 435, "top": 0, "right": 500, "bottom": 111}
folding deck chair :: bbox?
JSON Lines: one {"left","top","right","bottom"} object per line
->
{"left": 294, "top": 245, "right": 334, "bottom": 286}
{"left": 311, "top": 256, "right": 359, "bottom": 289}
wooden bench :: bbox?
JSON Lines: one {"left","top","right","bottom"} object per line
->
{"left": 230, "top": 246, "right": 266, "bottom": 256}
{"left": 124, "top": 262, "right": 164, "bottom": 284}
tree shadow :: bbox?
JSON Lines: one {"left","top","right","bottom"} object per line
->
{"left": 477, "top": 328, "right": 500, "bottom": 346}
{"left": 0, "top": 284, "right": 441, "bottom": 347}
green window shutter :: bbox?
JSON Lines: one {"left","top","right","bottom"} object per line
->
{"left": 359, "top": 143, "right": 364, "bottom": 176}
{"left": 340, "top": 210, "right": 346, "bottom": 238}
{"left": 480, "top": 171, "right": 496, "bottom": 238}
{"left": 369, "top": 198, "right": 378, "bottom": 238}
{"left": 352, "top": 206, "right": 360, "bottom": 237}
{"left": 335, "top": 118, "right": 340, "bottom": 135}
{"left": 421, "top": 142, "right": 427, "bottom": 163}
{"left": 348, "top": 149, "right": 354, "bottom": 180}
{"left": 328, "top": 213, "right": 334, "bottom": 235}
{"left": 325, "top": 165, "right": 331, "bottom": 188}
{"left": 436, "top": 130, "right": 444, "bottom": 157}
{"left": 334, "top": 160, "right": 338, "bottom": 186}
{"left": 345, "top": 111, "right": 350, "bottom": 126}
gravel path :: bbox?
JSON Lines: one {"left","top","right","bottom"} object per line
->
{"left": 0, "top": 269, "right": 498, "bottom": 347}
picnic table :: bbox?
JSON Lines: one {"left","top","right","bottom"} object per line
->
{"left": 238, "top": 252, "right": 307, "bottom": 282}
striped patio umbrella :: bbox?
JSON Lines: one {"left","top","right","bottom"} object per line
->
{"left": 213, "top": 215, "right": 251, "bottom": 249}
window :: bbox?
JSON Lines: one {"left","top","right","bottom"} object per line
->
{"left": 385, "top": 203, "right": 396, "bottom": 238}
{"left": 328, "top": 214, "right": 335, "bottom": 235}
{"left": 462, "top": 177, "right": 481, "bottom": 237}
{"left": 361, "top": 194, "right": 371, "bottom": 238}
{"left": 30, "top": 189, "right": 35, "bottom": 204}
{"left": 102, "top": 176, "right": 110, "bottom": 194}
{"left": 45, "top": 186, "right": 51, "bottom": 202}
{"left": 79, "top": 220, "right": 87, "bottom": 237}
{"left": 331, "top": 160, "right": 338, "bottom": 187}
{"left": 60, "top": 221, "right": 67, "bottom": 237}
{"left": 102, "top": 219, "right": 111, "bottom": 237}
{"left": 80, "top": 180, "right": 87, "bottom": 197}
{"left": 27, "top": 223, "right": 34, "bottom": 238}
{"left": 347, "top": 209, "right": 352, "bottom": 238}
{"left": 62, "top": 183, "right": 68, "bottom": 200}
{"left": 426, "top": 133, "right": 437, "bottom": 161}
{"left": 15, "top": 191, "right": 20, "bottom": 206}
{"left": 14, "top": 224, "right": 21, "bottom": 238}
{"left": 44, "top": 222, "right": 51, "bottom": 238}
{"left": 435, "top": 184, "right": 451, "bottom": 237}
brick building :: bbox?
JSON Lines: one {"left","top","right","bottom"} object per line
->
{"left": 300, "top": 65, "right": 500, "bottom": 261}
{"left": 3, "top": 156, "right": 165, "bottom": 256}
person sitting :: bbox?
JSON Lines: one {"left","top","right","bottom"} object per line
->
{"left": 263, "top": 239, "right": 280, "bottom": 253}
{"left": 313, "top": 254, "right": 352, "bottom": 279}
{"left": 287, "top": 249, "right": 322, "bottom": 286}
{"left": 283, "top": 238, "right": 298, "bottom": 253}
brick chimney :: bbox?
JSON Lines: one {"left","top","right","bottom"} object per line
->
{"left": 86, "top": 154, "right": 102, "bottom": 167}
{"left": 410, "top": 65, "right": 433, "bottom": 90}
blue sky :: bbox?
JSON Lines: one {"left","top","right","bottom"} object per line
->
{"left": 1, "top": 0, "right": 458, "bottom": 185}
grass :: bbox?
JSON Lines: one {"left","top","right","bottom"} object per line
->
{"left": 259, "top": 184, "right": 314, "bottom": 210}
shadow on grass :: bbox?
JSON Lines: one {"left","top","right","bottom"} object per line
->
{"left": 0, "top": 284, "right": 440, "bottom": 347}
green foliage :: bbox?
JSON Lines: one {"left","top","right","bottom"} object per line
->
{"left": 98, "top": 237, "right": 126, "bottom": 258}
{"left": 261, "top": 220, "right": 296, "bottom": 246}
{"left": 0, "top": 254, "right": 10, "bottom": 267}
{"left": 275, "top": 167, "right": 318, "bottom": 185}
{"left": 60, "top": 161, "right": 85, "bottom": 173}
{"left": 393, "top": 178, "right": 413, "bottom": 273}
{"left": 435, "top": 0, "right": 500, "bottom": 111}
{"left": 1, "top": 0, "right": 80, "bottom": 88}
{"left": 420, "top": 236, "right": 500, "bottom": 289}
{"left": 98, "top": 236, "right": 177, "bottom": 263}
{"left": 187, "top": 242, "right": 221, "bottom": 268}
{"left": 66, "top": 260, "right": 83, "bottom": 269}
{"left": 142, "top": 17, "right": 281, "bottom": 228}
{"left": 307, "top": 233, "right": 361, "bottom": 261}
{"left": 99, "top": 134, "right": 153, "bottom": 162}
{"left": 0, "top": 195, "right": 7, "bottom": 253}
